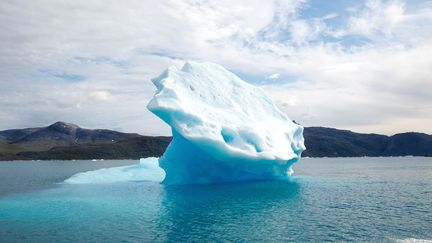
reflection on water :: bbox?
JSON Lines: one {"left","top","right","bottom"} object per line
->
{"left": 157, "top": 180, "right": 301, "bottom": 242}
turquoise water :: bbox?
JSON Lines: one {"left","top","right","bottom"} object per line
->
{"left": 0, "top": 157, "right": 431, "bottom": 242}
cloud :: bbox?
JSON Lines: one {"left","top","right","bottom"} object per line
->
{"left": 89, "top": 91, "right": 112, "bottom": 102}
{"left": 0, "top": 0, "right": 431, "bottom": 135}
{"left": 266, "top": 73, "right": 281, "bottom": 80}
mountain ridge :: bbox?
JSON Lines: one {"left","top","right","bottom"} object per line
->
{"left": 301, "top": 126, "right": 432, "bottom": 157}
{"left": 0, "top": 122, "right": 431, "bottom": 160}
{"left": 0, "top": 121, "right": 141, "bottom": 151}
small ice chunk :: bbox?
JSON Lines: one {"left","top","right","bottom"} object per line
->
{"left": 64, "top": 157, "right": 165, "bottom": 184}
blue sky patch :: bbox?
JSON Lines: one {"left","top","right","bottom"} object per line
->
{"left": 39, "top": 69, "right": 86, "bottom": 82}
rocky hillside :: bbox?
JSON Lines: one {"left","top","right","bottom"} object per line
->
{"left": 0, "top": 122, "right": 144, "bottom": 160}
{"left": 1, "top": 122, "right": 431, "bottom": 160}
{"left": 302, "top": 127, "right": 432, "bottom": 157}
{"left": 0, "top": 122, "right": 140, "bottom": 151}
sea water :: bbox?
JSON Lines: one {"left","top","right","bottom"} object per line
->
{"left": 0, "top": 157, "right": 431, "bottom": 242}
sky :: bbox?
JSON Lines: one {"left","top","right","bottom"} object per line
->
{"left": 0, "top": 0, "right": 431, "bottom": 136}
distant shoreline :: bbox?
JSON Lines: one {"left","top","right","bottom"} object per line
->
{"left": 1, "top": 155, "right": 431, "bottom": 162}
{"left": 1, "top": 122, "right": 432, "bottom": 161}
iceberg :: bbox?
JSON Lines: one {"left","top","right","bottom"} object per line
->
{"left": 65, "top": 157, "right": 165, "bottom": 184}
{"left": 148, "top": 61, "right": 305, "bottom": 184}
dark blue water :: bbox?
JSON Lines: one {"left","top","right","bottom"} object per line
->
{"left": 0, "top": 157, "right": 431, "bottom": 242}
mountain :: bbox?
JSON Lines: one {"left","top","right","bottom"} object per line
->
{"left": 302, "top": 127, "right": 388, "bottom": 157}
{"left": 0, "top": 121, "right": 141, "bottom": 151}
{"left": 0, "top": 122, "right": 431, "bottom": 160}
{"left": 0, "top": 127, "right": 40, "bottom": 143}
{"left": 16, "top": 136, "right": 172, "bottom": 160}
{"left": 302, "top": 127, "right": 432, "bottom": 157}
{"left": 0, "top": 122, "right": 143, "bottom": 160}
{"left": 382, "top": 132, "right": 432, "bottom": 156}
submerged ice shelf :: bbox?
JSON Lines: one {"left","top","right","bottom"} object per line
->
{"left": 148, "top": 61, "right": 305, "bottom": 184}
{"left": 65, "top": 158, "right": 165, "bottom": 184}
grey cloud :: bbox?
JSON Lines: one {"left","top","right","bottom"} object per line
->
{"left": 0, "top": 0, "right": 431, "bottom": 135}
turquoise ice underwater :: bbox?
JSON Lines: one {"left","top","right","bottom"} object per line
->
{"left": 1, "top": 157, "right": 431, "bottom": 242}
